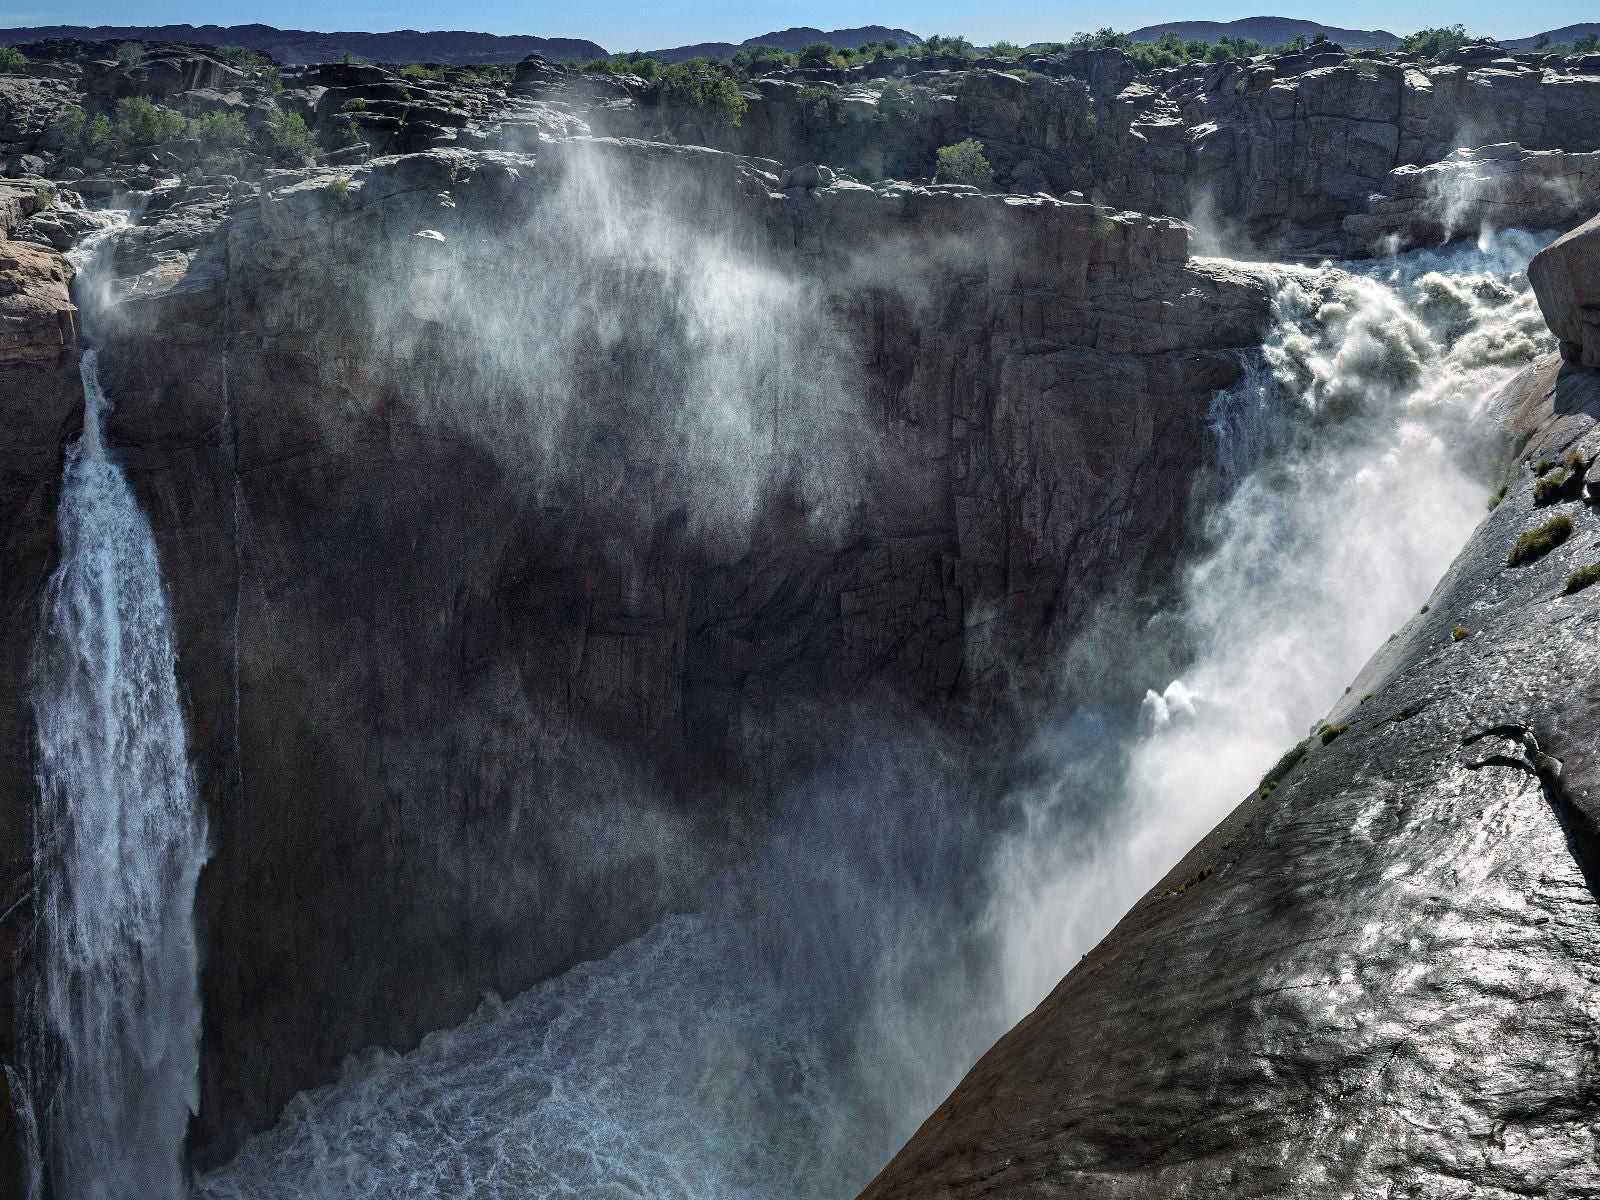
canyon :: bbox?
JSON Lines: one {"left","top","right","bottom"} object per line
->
{"left": 0, "top": 28, "right": 1598, "bottom": 1200}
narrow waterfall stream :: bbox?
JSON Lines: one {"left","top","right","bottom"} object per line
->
{"left": 198, "top": 231, "right": 1553, "bottom": 1199}
{"left": 12, "top": 215, "right": 209, "bottom": 1200}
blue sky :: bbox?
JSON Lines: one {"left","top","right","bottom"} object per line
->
{"left": 1, "top": 2, "right": 1592, "bottom": 51}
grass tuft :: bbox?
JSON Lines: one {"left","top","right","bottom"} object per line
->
{"left": 1507, "top": 515, "right": 1573, "bottom": 566}
{"left": 1564, "top": 563, "right": 1600, "bottom": 594}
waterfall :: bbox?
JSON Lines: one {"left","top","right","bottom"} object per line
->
{"left": 17, "top": 217, "right": 209, "bottom": 1200}
{"left": 198, "top": 232, "right": 1555, "bottom": 1199}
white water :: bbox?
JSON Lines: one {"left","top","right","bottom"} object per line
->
{"left": 199, "top": 231, "right": 1553, "bottom": 1198}
{"left": 15, "top": 215, "right": 209, "bottom": 1200}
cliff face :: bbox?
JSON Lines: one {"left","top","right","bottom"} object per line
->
{"left": 0, "top": 140, "right": 1266, "bottom": 1166}
{"left": 859, "top": 356, "right": 1600, "bottom": 1198}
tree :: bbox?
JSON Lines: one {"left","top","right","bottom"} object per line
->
{"left": 263, "top": 109, "right": 316, "bottom": 161}
{"left": 114, "top": 96, "right": 186, "bottom": 146}
{"left": 935, "top": 138, "right": 993, "bottom": 188}
{"left": 0, "top": 45, "right": 25, "bottom": 72}
{"left": 798, "top": 41, "right": 836, "bottom": 62}
{"left": 1398, "top": 25, "right": 1472, "bottom": 58}
{"left": 115, "top": 41, "right": 144, "bottom": 66}
{"left": 658, "top": 59, "right": 747, "bottom": 127}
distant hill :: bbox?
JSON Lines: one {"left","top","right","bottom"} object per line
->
{"left": 1124, "top": 16, "right": 1401, "bottom": 50}
{"left": 0, "top": 22, "right": 607, "bottom": 64}
{"left": 1503, "top": 22, "right": 1600, "bottom": 49}
{"left": 0, "top": 20, "right": 921, "bottom": 67}
{"left": 647, "top": 26, "right": 921, "bottom": 64}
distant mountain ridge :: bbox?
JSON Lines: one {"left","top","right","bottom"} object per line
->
{"left": 646, "top": 26, "right": 921, "bottom": 64}
{"left": 0, "top": 23, "right": 608, "bottom": 65}
{"left": 1124, "top": 16, "right": 1400, "bottom": 50}
{"left": 1, "top": 17, "right": 1593, "bottom": 66}
{"left": 0, "top": 21, "right": 918, "bottom": 66}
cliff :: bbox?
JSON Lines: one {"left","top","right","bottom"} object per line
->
{"left": 859, "top": 357, "right": 1600, "bottom": 1198}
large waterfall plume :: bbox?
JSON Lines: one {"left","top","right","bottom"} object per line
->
{"left": 10, "top": 212, "right": 210, "bottom": 1200}
{"left": 198, "top": 229, "right": 1553, "bottom": 1198}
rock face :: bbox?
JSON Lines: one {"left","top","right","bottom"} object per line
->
{"left": 1530, "top": 212, "right": 1600, "bottom": 368}
{"left": 0, "top": 141, "right": 1267, "bottom": 1169}
{"left": 859, "top": 357, "right": 1600, "bottom": 1199}
{"left": 0, "top": 225, "right": 80, "bottom": 1200}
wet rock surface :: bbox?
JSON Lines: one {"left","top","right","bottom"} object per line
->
{"left": 859, "top": 359, "right": 1600, "bottom": 1200}
{"left": 0, "top": 140, "right": 1269, "bottom": 1170}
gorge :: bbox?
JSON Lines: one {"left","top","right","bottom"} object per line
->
{"left": 1, "top": 25, "right": 1599, "bottom": 1200}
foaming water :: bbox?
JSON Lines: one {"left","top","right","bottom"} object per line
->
{"left": 199, "top": 231, "right": 1553, "bottom": 1198}
{"left": 12, "top": 215, "right": 209, "bottom": 1200}
{"left": 992, "top": 229, "right": 1555, "bottom": 1014}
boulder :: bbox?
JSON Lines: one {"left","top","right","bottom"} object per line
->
{"left": 1529, "top": 211, "right": 1600, "bottom": 369}
{"left": 0, "top": 240, "right": 75, "bottom": 363}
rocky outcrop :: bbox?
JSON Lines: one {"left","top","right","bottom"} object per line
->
{"left": 1346, "top": 143, "right": 1600, "bottom": 253}
{"left": 0, "top": 141, "right": 1270, "bottom": 1169}
{"left": 0, "top": 231, "right": 80, "bottom": 1200}
{"left": 1529, "top": 211, "right": 1600, "bottom": 368}
{"left": 858, "top": 355, "right": 1600, "bottom": 1199}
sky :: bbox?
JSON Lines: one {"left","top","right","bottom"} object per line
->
{"left": 0, "top": 1, "right": 1592, "bottom": 51}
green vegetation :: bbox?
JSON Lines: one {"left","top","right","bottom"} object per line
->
{"left": 264, "top": 109, "right": 317, "bottom": 161}
{"left": 1487, "top": 483, "right": 1507, "bottom": 510}
{"left": 0, "top": 45, "right": 26, "bottom": 73}
{"left": 658, "top": 59, "right": 746, "bottom": 127}
{"left": 1039, "top": 28, "right": 1268, "bottom": 69}
{"left": 216, "top": 45, "right": 282, "bottom": 92}
{"left": 325, "top": 173, "right": 351, "bottom": 205}
{"left": 1161, "top": 862, "right": 1215, "bottom": 897}
{"left": 1534, "top": 456, "right": 1553, "bottom": 474}
{"left": 340, "top": 97, "right": 367, "bottom": 111}
{"left": 32, "top": 185, "right": 54, "bottom": 206}
{"left": 115, "top": 41, "right": 145, "bottom": 67}
{"left": 190, "top": 110, "right": 250, "bottom": 152}
{"left": 1534, "top": 468, "right": 1571, "bottom": 506}
{"left": 115, "top": 96, "right": 186, "bottom": 146}
{"left": 400, "top": 61, "right": 443, "bottom": 80}
{"left": 1318, "top": 723, "right": 1348, "bottom": 746}
{"left": 325, "top": 118, "right": 363, "bottom": 149}
{"left": 1398, "top": 26, "right": 1472, "bottom": 57}
{"left": 1257, "top": 740, "right": 1309, "bottom": 799}
{"left": 1565, "top": 563, "right": 1600, "bottom": 594}
{"left": 1507, "top": 514, "right": 1574, "bottom": 566}
{"left": 797, "top": 40, "right": 837, "bottom": 62}
{"left": 936, "top": 138, "right": 993, "bottom": 188}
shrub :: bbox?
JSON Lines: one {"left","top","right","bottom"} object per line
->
{"left": 340, "top": 97, "right": 368, "bottom": 111}
{"left": 988, "top": 40, "right": 1026, "bottom": 58}
{"left": 400, "top": 61, "right": 442, "bottom": 79}
{"left": 935, "top": 138, "right": 993, "bottom": 188}
{"left": 263, "top": 109, "right": 317, "bottom": 161}
{"left": 115, "top": 96, "right": 186, "bottom": 146}
{"left": 200, "top": 151, "right": 245, "bottom": 177}
{"left": 1565, "top": 563, "right": 1600, "bottom": 594}
{"left": 798, "top": 40, "right": 836, "bottom": 62}
{"left": 658, "top": 59, "right": 746, "bottom": 127}
{"left": 325, "top": 173, "right": 351, "bottom": 205}
{"left": 216, "top": 45, "right": 271, "bottom": 71}
{"left": 189, "top": 109, "right": 249, "bottom": 151}
{"left": 325, "top": 118, "right": 363, "bottom": 149}
{"left": 1451, "top": 626, "right": 1471, "bottom": 641}
{"left": 1398, "top": 25, "right": 1473, "bottom": 57}
{"left": 1534, "top": 469, "right": 1570, "bottom": 506}
{"left": 1507, "top": 514, "right": 1573, "bottom": 566}
{"left": 116, "top": 41, "right": 145, "bottom": 67}
{"left": 1318, "top": 723, "right": 1348, "bottom": 746}
{"left": 33, "top": 186, "right": 54, "bottom": 207}
{"left": 0, "top": 45, "right": 25, "bottom": 73}
{"left": 1487, "top": 483, "right": 1507, "bottom": 510}
{"left": 1257, "top": 740, "right": 1308, "bottom": 799}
